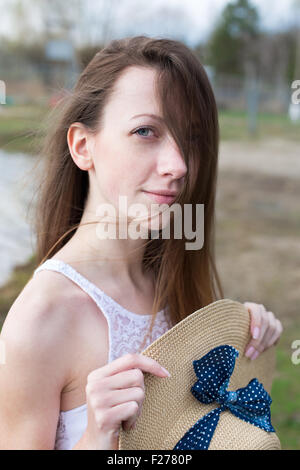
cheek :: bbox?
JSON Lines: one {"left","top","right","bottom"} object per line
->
{"left": 94, "top": 156, "right": 137, "bottom": 204}
{"left": 93, "top": 137, "right": 149, "bottom": 202}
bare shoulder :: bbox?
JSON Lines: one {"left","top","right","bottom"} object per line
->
{"left": 2, "top": 268, "right": 107, "bottom": 384}
{"left": 4, "top": 268, "right": 90, "bottom": 336}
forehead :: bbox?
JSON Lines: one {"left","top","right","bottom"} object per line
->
{"left": 104, "top": 66, "right": 161, "bottom": 119}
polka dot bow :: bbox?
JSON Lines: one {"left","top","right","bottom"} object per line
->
{"left": 173, "top": 345, "right": 276, "bottom": 450}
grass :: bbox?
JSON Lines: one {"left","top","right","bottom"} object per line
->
{"left": 272, "top": 329, "right": 300, "bottom": 450}
{"left": 0, "top": 254, "right": 37, "bottom": 328}
{"left": 0, "top": 104, "right": 299, "bottom": 154}
{"left": 0, "top": 104, "right": 49, "bottom": 154}
{"left": 219, "top": 109, "right": 300, "bottom": 141}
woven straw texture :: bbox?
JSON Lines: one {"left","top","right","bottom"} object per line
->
{"left": 119, "top": 299, "right": 281, "bottom": 450}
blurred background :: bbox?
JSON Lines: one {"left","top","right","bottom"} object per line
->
{"left": 0, "top": 0, "right": 299, "bottom": 449}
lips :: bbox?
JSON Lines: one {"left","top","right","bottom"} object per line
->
{"left": 142, "top": 190, "right": 177, "bottom": 204}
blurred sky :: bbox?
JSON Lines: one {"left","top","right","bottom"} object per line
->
{"left": 0, "top": 0, "right": 298, "bottom": 47}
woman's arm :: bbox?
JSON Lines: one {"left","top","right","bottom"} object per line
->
{"left": 0, "top": 287, "right": 71, "bottom": 450}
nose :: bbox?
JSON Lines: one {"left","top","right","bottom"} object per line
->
{"left": 156, "top": 136, "right": 187, "bottom": 181}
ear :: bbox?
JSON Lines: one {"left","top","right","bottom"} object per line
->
{"left": 67, "top": 122, "right": 94, "bottom": 171}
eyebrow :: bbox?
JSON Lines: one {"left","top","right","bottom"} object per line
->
{"left": 130, "top": 113, "right": 165, "bottom": 123}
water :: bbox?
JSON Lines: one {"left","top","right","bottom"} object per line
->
{"left": 0, "top": 150, "right": 37, "bottom": 287}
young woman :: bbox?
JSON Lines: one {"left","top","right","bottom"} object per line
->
{"left": 0, "top": 36, "right": 283, "bottom": 450}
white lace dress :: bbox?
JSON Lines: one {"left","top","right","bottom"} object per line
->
{"left": 33, "top": 258, "right": 171, "bottom": 450}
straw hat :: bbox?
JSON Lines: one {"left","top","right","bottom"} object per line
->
{"left": 119, "top": 298, "right": 281, "bottom": 450}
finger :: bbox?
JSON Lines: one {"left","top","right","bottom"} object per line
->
{"left": 93, "top": 368, "right": 145, "bottom": 391}
{"left": 88, "top": 353, "right": 170, "bottom": 382}
{"left": 265, "top": 318, "right": 283, "bottom": 348}
{"left": 100, "top": 386, "right": 145, "bottom": 410}
{"left": 103, "top": 400, "right": 140, "bottom": 432}
{"left": 245, "top": 304, "right": 268, "bottom": 359}
{"left": 259, "top": 311, "right": 278, "bottom": 349}
{"left": 244, "top": 302, "right": 262, "bottom": 340}
{"left": 99, "top": 395, "right": 142, "bottom": 433}
{"left": 273, "top": 319, "right": 283, "bottom": 345}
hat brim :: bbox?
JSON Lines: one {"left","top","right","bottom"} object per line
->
{"left": 119, "top": 299, "right": 281, "bottom": 450}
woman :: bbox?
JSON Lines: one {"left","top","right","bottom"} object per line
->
{"left": 0, "top": 36, "right": 283, "bottom": 450}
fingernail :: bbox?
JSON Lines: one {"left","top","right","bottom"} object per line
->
{"left": 251, "top": 350, "right": 259, "bottom": 360}
{"left": 131, "top": 422, "right": 136, "bottom": 430}
{"left": 245, "top": 346, "right": 255, "bottom": 358}
{"left": 161, "top": 367, "right": 171, "bottom": 377}
{"left": 253, "top": 327, "right": 260, "bottom": 339}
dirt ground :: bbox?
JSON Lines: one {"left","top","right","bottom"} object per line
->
{"left": 215, "top": 138, "right": 300, "bottom": 327}
{"left": 219, "top": 138, "right": 300, "bottom": 179}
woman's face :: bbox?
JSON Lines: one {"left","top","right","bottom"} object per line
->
{"left": 79, "top": 66, "right": 187, "bottom": 231}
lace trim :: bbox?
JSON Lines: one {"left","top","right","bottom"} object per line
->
{"left": 34, "top": 258, "right": 165, "bottom": 319}
{"left": 54, "top": 413, "right": 66, "bottom": 449}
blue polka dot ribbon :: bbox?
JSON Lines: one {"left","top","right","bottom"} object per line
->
{"left": 173, "top": 344, "right": 276, "bottom": 450}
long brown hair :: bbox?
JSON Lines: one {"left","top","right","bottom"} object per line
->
{"left": 32, "top": 35, "right": 224, "bottom": 351}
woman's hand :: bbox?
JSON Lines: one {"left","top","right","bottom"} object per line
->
{"left": 82, "top": 353, "right": 170, "bottom": 450}
{"left": 243, "top": 302, "right": 283, "bottom": 360}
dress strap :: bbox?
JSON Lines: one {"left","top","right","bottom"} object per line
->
{"left": 33, "top": 259, "right": 105, "bottom": 304}
{"left": 33, "top": 258, "right": 116, "bottom": 361}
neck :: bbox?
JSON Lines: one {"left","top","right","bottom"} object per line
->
{"left": 57, "top": 208, "right": 153, "bottom": 287}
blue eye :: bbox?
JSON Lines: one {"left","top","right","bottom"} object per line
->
{"left": 134, "top": 127, "right": 155, "bottom": 138}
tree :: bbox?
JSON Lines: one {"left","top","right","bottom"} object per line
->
{"left": 206, "top": 0, "right": 260, "bottom": 77}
